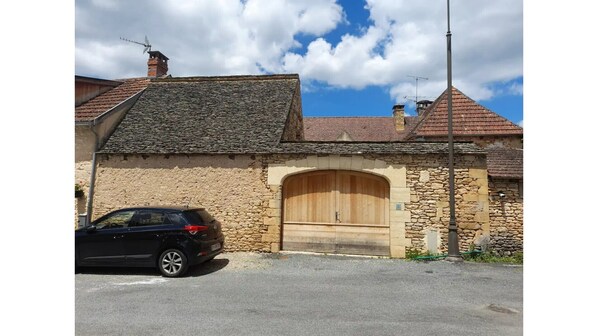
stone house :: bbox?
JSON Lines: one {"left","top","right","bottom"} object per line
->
{"left": 303, "top": 88, "right": 523, "bottom": 254}
{"left": 75, "top": 51, "right": 169, "bottom": 224}
{"left": 75, "top": 52, "right": 523, "bottom": 258}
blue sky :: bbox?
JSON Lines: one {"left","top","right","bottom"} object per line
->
{"left": 74, "top": 0, "right": 523, "bottom": 125}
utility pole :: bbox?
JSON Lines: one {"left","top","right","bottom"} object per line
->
{"left": 445, "top": 0, "right": 462, "bottom": 262}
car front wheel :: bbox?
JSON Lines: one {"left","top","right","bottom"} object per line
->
{"left": 158, "top": 249, "right": 188, "bottom": 277}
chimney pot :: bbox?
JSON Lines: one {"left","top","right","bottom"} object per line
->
{"left": 416, "top": 100, "right": 433, "bottom": 115}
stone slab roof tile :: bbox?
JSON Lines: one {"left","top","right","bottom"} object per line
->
{"left": 100, "top": 75, "right": 299, "bottom": 154}
{"left": 275, "top": 141, "right": 485, "bottom": 155}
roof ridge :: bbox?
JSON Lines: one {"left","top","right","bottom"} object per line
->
{"left": 404, "top": 87, "right": 448, "bottom": 139}
{"left": 449, "top": 87, "right": 522, "bottom": 130}
{"left": 153, "top": 74, "right": 300, "bottom": 83}
{"left": 304, "top": 116, "right": 393, "bottom": 119}
{"left": 406, "top": 86, "right": 522, "bottom": 138}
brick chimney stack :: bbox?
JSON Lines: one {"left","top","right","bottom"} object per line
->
{"left": 147, "top": 51, "right": 169, "bottom": 77}
{"left": 393, "top": 104, "right": 405, "bottom": 131}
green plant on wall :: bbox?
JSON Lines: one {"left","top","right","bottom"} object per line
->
{"left": 405, "top": 248, "right": 433, "bottom": 260}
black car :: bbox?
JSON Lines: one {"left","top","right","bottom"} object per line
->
{"left": 75, "top": 206, "right": 225, "bottom": 277}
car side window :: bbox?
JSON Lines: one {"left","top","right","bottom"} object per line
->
{"left": 130, "top": 210, "right": 171, "bottom": 227}
{"left": 166, "top": 213, "right": 186, "bottom": 226}
{"left": 95, "top": 210, "right": 135, "bottom": 229}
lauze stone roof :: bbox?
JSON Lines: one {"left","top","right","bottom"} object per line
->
{"left": 99, "top": 74, "right": 486, "bottom": 156}
{"left": 101, "top": 75, "right": 300, "bottom": 154}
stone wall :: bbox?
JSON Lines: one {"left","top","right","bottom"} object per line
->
{"left": 488, "top": 179, "right": 523, "bottom": 255}
{"left": 265, "top": 153, "right": 488, "bottom": 257}
{"left": 75, "top": 160, "right": 92, "bottom": 228}
{"left": 93, "top": 154, "right": 275, "bottom": 252}
{"left": 398, "top": 154, "right": 489, "bottom": 254}
{"left": 91, "top": 152, "right": 493, "bottom": 256}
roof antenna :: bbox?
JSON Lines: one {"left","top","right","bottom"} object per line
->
{"left": 404, "top": 75, "right": 430, "bottom": 104}
{"left": 120, "top": 35, "right": 152, "bottom": 54}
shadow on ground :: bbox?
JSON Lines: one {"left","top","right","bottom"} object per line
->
{"left": 75, "top": 258, "right": 230, "bottom": 277}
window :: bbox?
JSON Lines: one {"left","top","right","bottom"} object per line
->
{"left": 167, "top": 213, "right": 186, "bottom": 226}
{"left": 94, "top": 210, "right": 135, "bottom": 229}
{"left": 130, "top": 210, "right": 171, "bottom": 227}
{"left": 182, "top": 210, "right": 215, "bottom": 224}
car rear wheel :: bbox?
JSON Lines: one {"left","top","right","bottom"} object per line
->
{"left": 158, "top": 249, "right": 188, "bottom": 277}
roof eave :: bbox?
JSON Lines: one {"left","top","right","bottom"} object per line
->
{"left": 75, "top": 88, "right": 146, "bottom": 125}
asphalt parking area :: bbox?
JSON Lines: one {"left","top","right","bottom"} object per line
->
{"left": 76, "top": 252, "right": 523, "bottom": 336}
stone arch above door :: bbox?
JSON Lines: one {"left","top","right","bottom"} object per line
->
{"left": 265, "top": 155, "right": 412, "bottom": 258}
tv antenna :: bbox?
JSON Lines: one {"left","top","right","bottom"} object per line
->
{"left": 404, "top": 75, "right": 429, "bottom": 104}
{"left": 120, "top": 35, "right": 152, "bottom": 54}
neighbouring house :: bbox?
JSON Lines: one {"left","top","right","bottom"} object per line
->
{"left": 303, "top": 88, "right": 524, "bottom": 254}
{"left": 74, "top": 51, "right": 170, "bottom": 225}
{"left": 75, "top": 52, "right": 523, "bottom": 258}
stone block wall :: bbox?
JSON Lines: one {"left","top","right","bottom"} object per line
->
{"left": 488, "top": 179, "right": 523, "bottom": 255}
{"left": 90, "top": 152, "right": 496, "bottom": 256}
{"left": 398, "top": 154, "right": 489, "bottom": 254}
{"left": 93, "top": 154, "right": 275, "bottom": 252}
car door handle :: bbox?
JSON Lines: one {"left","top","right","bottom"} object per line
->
{"left": 113, "top": 235, "right": 124, "bottom": 239}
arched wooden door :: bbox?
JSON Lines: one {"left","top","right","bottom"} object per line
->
{"left": 282, "top": 170, "right": 390, "bottom": 256}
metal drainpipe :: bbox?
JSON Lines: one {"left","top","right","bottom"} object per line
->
{"left": 85, "top": 124, "right": 99, "bottom": 226}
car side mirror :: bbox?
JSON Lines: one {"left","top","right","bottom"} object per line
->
{"left": 86, "top": 225, "right": 97, "bottom": 233}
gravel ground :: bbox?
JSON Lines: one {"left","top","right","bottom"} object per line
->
{"left": 76, "top": 252, "right": 523, "bottom": 336}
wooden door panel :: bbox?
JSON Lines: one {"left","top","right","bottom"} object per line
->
{"left": 337, "top": 171, "right": 388, "bottom": 226}
{"left": 282, "top": 223, "right": 336, "bottom": 253}
{"left": 283, "top": 170, "right": 390, "bottom": 256}
{"left": 284, "top": 171, "right": 335, "bottom": 224}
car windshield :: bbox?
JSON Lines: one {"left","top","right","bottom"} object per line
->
{"left": 183, "top": 209, "right": 215, "bottom": 224}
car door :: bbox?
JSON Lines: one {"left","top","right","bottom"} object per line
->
{"left": 75, "top": 210, "right": 135, "bottom": 266}
{"left": 124, "top": 209, "right": 174, "bottom": 266}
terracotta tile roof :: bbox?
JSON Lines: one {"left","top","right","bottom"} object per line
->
{"left": 303, "top": 116, "right": 419, "bottom": 141}
{"left": 486, "top": 148, "right": 523, "bottom": 179}
{"left": 407, "top": 87, "right": 523, "bottom": 138}
{"left": 75, "top": 78, "right": 150, "bottom": 122}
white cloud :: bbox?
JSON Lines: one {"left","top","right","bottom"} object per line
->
{"left": 283, "top": 0, "right": 522, "bottom": 102}
{"left": 75, "top": 0, "right": 522, "bottom": 103}
{"left": 76, "top": 0, "right": 344, "bottom": 77}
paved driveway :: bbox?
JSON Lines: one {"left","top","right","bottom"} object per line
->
{"left": 76, "top": 252, "right": 523, "bottom": 336}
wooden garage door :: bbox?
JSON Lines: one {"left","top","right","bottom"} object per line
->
{"left": 282, "top": 170, "right": 389, "bottom": 256}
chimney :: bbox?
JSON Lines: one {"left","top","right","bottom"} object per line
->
{"left": 393, "top": 104, "right": 405, "bottom": 131}
{"left": 147, "top": 51, "right": 169, "bottom": 77}
{"left": 416, "top": 100, "right": 433, "bottom": 116}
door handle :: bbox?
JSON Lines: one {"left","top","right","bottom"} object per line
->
{"left": 113, "top": 235, "right": 124, "bottom": 239}
{"left": 336, "top": 211, "right": 341, "bottom": 223}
